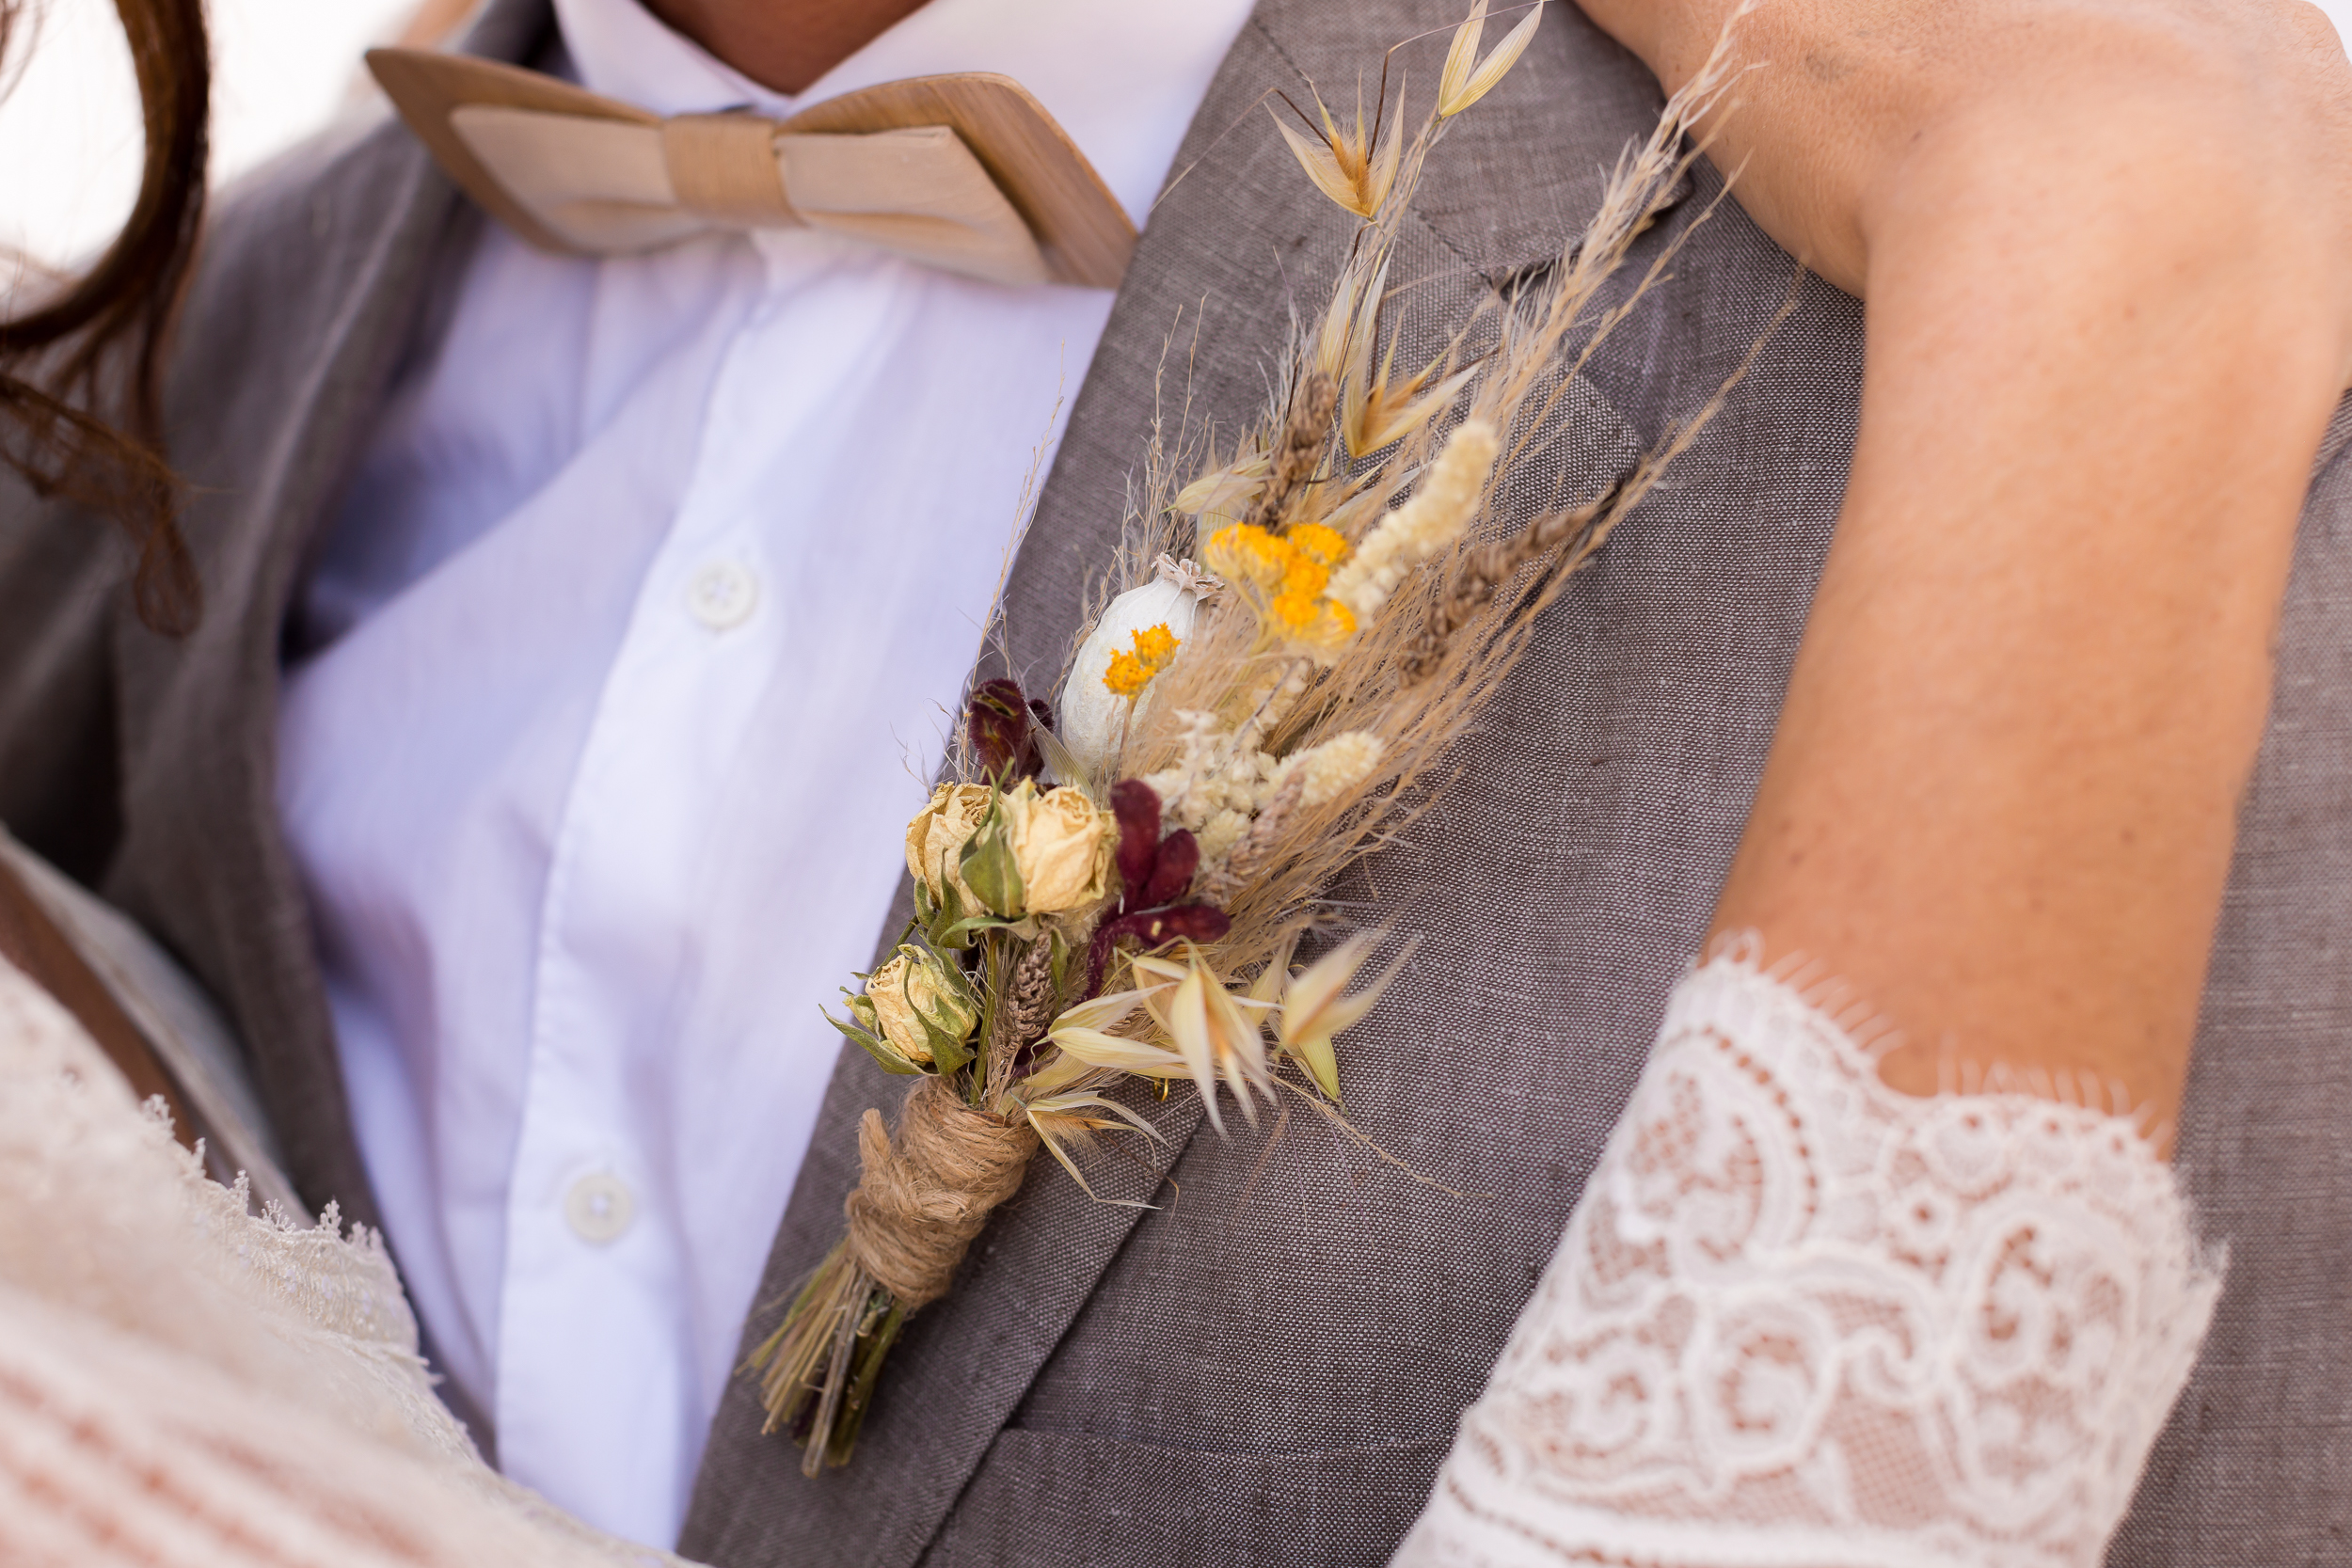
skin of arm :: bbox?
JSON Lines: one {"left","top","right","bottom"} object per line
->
{"left": 1579, "top": 0, "right": 2352, "bottom": 1132}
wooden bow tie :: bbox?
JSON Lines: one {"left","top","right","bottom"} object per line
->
{"left": 367, "top": 49, "right": 1136, "bottom": 289}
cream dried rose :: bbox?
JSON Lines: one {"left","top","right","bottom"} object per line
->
{"left": 1003, "top": 782, "right": 1114, "bottom": 913}
{"left": 863, "top": 946, "right": 978, "bottom": 1068}
{"left": 904, "top": 783, "right": 993, "bottom": 911}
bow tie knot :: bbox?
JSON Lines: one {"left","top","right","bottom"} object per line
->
{"left": 370, "top": 49, "right": 1136, "bottom": 290}
{"left": 661, "top": 113, "right": 798, "bottom": 228}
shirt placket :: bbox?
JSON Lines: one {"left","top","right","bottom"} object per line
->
{"left": 493, "top": 257, "right": 792, "bottom": 1544}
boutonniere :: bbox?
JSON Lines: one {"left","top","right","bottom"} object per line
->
{"left": 752, "top": 0, "right": 1759, "bottom": 1474}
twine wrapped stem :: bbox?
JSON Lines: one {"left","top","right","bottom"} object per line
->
{"left": 753, "top": 1073, "right": 1039, "bottom": 1474}
{"left": 846, "top": 1075, "right": 1039, "bottom": 1310}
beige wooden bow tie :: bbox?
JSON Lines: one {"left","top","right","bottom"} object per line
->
{"left": 367, "top": 49, "right": 1136, "bottom": 289}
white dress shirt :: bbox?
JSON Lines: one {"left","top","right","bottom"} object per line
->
{"left": 275, "top": 0, "right": 1251, "bottom": 1544}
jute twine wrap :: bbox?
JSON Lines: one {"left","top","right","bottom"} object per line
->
{"left": 844, "top": 1075, "right": 1040, "bottom": 1309}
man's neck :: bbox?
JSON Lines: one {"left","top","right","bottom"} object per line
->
{"left": 640, "top": 0, "right": 935, "bottom": 95}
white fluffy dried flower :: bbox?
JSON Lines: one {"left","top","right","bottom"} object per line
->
{"left": 1327, "top": 420, "right": 1499, "bottom": 621}
{"left": 1264, "top": 730, "right": 1385, "bottom": 812}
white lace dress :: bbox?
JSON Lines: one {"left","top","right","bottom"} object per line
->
{"left": 0, "top": 960, "right": 690, "bottom": 1567}
{"left": 1396, "top": 945, "right": 2221, "bottom": 1568}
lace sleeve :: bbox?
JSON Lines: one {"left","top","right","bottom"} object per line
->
{"left": 1395, "top": 946, "right": 2221, "bottom": 1568}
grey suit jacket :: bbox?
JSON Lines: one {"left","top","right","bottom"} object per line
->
{"left": 1, "top": 0, "right": 2346, "bottom": 1561}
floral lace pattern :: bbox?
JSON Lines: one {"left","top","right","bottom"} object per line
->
{"left": 0, "top": 960, "right": 689, "bottom": 1564}
{"left": 1397, "top": 947, "right": 2220, "bottom": 1568}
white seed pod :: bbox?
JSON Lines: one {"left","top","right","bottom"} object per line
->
{"left": 1059, "top": 571, "right": 1202, "bottom": 777}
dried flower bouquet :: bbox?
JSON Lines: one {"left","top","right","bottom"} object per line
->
{"left": 751, "top": 0, "right": 1757, "bottom": 1475}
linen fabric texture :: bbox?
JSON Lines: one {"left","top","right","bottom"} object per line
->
{"left": 0, "top": 0, "right": 2344, "bottom": 1565}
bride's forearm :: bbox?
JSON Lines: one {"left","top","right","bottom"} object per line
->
{"left": 1581, "top": 0, "right": 2352, "bottom": 1128}
{"left": 1717, "top": 116, "right": 2331, "bottom": 1130}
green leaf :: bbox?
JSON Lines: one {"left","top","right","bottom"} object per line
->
{"left": 922, "top": 1010, "right": 975, "bottom": 1076}
{"left": 822, "top": 1000, "right": 927, "bottom": 1076}
{"left": 958, "top": 787, "right": 1026, "bottom": 917}
{"left": 894, "top": 943, "right": 979, "bottom": 1076}
{"left": 936, "top": 911, "right": 1023, "bottom": 945}
{"left": 921, "top": 874, "right": 977, "bottom": 949}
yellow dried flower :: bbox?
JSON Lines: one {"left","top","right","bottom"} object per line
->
{"left": 1269, "top": 591, "right": 1320, "bottom": 632}
{"left": 1288, "top": 597, "right": 1359, "bottom": 653}
{"left": 1002, "top": 781, "right": 1117, "bottom": 913}
{"left": 1207, "top": 520, "right": 1363, "bottom": 656}
{"left": 864, "top": 945, "right": 980, "bottom": 1069}
{"left": 1102, "top": 650, "right": 1149, "bottom": 696}
{"left": 1280, "top": 556, "right": 1330, "bottom": 603}
{"left": 1102, "top": 621, "right": 1181, "bottom": 698}
{"left": 1203, "top": 523, "right": 1287, "bottom": 591}
{"left": 904, "top": 782, "right": 994, "bottom": 911}
{"left": 1130, "top": 622, "right": 1179, "bottom": 667}
{"left": 1288, "top": 522, "right": 1350, "bottom": 567}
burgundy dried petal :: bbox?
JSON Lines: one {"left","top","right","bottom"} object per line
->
{"left": 1019, "top": 697, "right": 1057, "bottom": 780}
{"left": 967, "top": 678, "right": 1031, "bottom": 781}
{"left": 1149, "top": 903, "right": 1232, "bottom": 945}
{"left": 1140, "top": 829, "right": 1199, "bottom": 908}
{"left": 1109, "top": 780, "right": 1163, "bottom": 899}
{"left": 1082, "top": 899, "right": 1232, "bottom": 996}
{"left": 1084, "top": 911, "right": 1148, "bottom": 998}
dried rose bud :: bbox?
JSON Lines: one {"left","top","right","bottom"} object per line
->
{"left": 967, "top": 678, "right": 1037, "bottom": 782}
{"left": 865, "top": 945, "right": 979, "bottom": 1071}
{"left": 905, "top": 783, "right": 995, "bottom": 913}
{"left": 1003, "top": 782, "right": 1116, "bottom": 913}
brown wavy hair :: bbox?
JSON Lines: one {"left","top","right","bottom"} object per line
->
{"left": 0, "top": 0, "right": 209, "bottom": 633}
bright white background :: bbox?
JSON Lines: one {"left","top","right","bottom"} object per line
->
{"left": 0, "top": 0, "right": 423, "bottom": 277}
{"left": 2, "top": 0, "right": 2349, "bottom": 277}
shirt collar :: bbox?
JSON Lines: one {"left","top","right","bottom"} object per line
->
{"left": 548, "top": 0, "right": 1255, "bottom": 226}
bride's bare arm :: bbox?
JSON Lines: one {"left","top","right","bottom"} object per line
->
{"left": 1580, "top": 0, "right": 2352, "bottom": 1131}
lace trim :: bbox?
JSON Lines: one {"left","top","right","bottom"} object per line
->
{"left": 0, "top": 961, "right": 465, "bottom": 1464}
{"left": 180, "top": 1167, "right": 417, "bottom": 1350}
{"left": 1398, "top": 947, "right": 2221, "bottom": 1568}
{"left": 1, "top": 959, "right": 692, "bottom": 1562}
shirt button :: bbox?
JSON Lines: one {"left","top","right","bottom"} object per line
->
{"left": 564, "top": 1172, "right": 635, "bottom": 1245}
{"left": 686, "top": 562, "right": 758, "bottom": 629}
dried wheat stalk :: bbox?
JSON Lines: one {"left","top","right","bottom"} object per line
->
{"left": 1246, "top": 372, "right": 1340, "bottom": 531}
{"left": 1397, "top": 472, "right": 1632, "bottom": 685}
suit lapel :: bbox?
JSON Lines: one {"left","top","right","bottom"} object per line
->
{"left": 680, "top": 5, "right": 1669, "bottom": 1564}
{"left": 99, "top": 0, "right": 556, "bottom": 1232}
